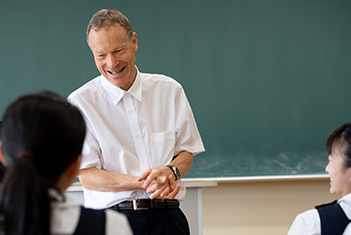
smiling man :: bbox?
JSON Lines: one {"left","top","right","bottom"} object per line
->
{"left": 88, "top": 23, "right": 137, "bottom": 91}
{"left": 68, "top": 9, "right": 205, "bottom": 235}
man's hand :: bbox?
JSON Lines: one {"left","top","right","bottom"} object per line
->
{"left": 158, "top": 175, "right": 181, "bottom": 200}
{"left": 137, "top": 168, "right": 179, "bottom": 199}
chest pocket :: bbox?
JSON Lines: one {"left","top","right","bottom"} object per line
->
{"left": 149, "top": 131, "right": 176, "bottom": 167}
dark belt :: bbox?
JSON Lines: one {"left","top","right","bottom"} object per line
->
{"left": 114, "top": 199, "right": 179, "bottom": 210}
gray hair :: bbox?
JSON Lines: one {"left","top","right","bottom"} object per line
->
{"left": 87, "top": 9, "right": 133, "bottom": 41}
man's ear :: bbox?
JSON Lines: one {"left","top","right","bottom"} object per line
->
{"left": 132, "top": 32, "right": 138, "bottom": 52}
{"left": 0, "top": 142, "right": 8, "bottom": 167}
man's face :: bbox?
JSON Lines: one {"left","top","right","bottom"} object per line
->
{"left": 88, "top": 25, "right": 138, "bottom": 91}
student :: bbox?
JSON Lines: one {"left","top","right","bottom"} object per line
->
{"left": 287, "top": 123, "right": 351, "bottom": 235}
{"left": 0, "top": 91, "right": 133, "bottom": 235}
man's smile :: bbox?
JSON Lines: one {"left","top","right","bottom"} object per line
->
{"left": 108, "top": 66, "right": 126, "bottom": 75}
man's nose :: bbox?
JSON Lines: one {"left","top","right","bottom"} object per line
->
{"left": 106, "top": 54, "right": 119, "bottom": 68}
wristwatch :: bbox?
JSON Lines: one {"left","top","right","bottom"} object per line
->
{"left": 166, "top": 165, "right": 181, "bottom": 181}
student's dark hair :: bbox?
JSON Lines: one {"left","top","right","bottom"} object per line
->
{"left": 326, "top": 123, "right": 351, "bottom": 169}
{"left": 0, "top": 91, "right": 86, "bottom": 235}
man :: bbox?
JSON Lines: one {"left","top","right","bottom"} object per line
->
{"left": 68, "top": 9, "right": 205, "bottom": 235}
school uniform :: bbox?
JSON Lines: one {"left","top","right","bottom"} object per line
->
{"left": 50, "top": 190, "right": 132, "bottom": 235}
{"left": 287, "top": 193, "right": 351, "bottom": 235}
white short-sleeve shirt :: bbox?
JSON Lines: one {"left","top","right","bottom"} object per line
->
{"left": 68, "top": 69, "right": 205, "bottom": 209}
{"left": 287, "top": 193, "right": 351, "bottom": 235}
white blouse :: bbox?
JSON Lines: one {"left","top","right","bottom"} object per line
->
{"left": 50, "top": 190, "right": 132, "bottom": 235}
{"left": 287, "top": 193, "right": 351, "bottom": 235}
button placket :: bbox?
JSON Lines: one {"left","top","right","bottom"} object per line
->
{"left": 123, "top": 93, "right": 149, "bottom": 171}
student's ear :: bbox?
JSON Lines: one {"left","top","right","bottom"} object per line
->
{"left": 0, "top": 142, "right": 8, "bottom": 167}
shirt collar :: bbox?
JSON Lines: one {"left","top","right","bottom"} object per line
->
{"left": 340, "top": 193, "right": 351, "bottom": 203}
{"left": 100, "top": 67, "right": 142, "bottom": 105}
{"left": 128, "top": 69, "right": 142, "bottom": 102}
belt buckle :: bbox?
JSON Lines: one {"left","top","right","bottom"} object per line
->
{"left": 133, "top": 199, "right": 149, "bottom": 210}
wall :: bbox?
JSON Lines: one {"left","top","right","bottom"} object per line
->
{"left": 202, "top": 178, "right": 336, "bottom": 235}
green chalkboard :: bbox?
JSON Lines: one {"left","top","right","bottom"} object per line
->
{"left": 1, "top": 0, "right": 350, "bottom": 178}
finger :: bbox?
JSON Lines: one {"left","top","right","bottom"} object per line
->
{"left": 167, "top": 175, "right": 177, "bottom": 190}
{"left": 163, "top": 185, "right": 181, "bottom": 200}
{"left": 146, "top": 176, "right": 168, "bottom": 194}
{"left": 146, "top": 180, "right": 159, "bottom": 193}
{"left": 143, "top": 170, "right": 162, "bottom": 188}
{"left": 150, "top": 178, "right": 181, "bottom": 200}
{"left": 149, "top": 185, "right": 169, "bottom": 200}
{"left": 160, "top": 186, "right": 171, "bottom": 198}
{"left": 137, "top": 169, "right": 152, "bottom": 182}
{"left": 156, "top": 176, "right": 167, "bottom": 184}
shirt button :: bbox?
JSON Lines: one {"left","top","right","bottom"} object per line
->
{"left": 141, "top": 159, "right": 145, "bottom": 162}
{"left": 135, "top": 134, "right": 139, "bottom": 138}
{"left": 129, "top": 109, "right": 133, "bottom": 113}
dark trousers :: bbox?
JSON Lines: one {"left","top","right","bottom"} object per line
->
{"left": 115, "top": 207, "right": 190, "bottom": 235}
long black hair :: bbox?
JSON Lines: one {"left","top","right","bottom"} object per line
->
{"left": 0, "top": 91, "right": 86, "bottom": 235}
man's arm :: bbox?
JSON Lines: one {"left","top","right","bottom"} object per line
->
{"left": 138, "top": 151, "right": 194, "bottom": 199}
{"left": 167, "top": 150, "right": 194, "bottom": 180}
{"left": 78, "top": 167, "right": 145, "bottom": 192}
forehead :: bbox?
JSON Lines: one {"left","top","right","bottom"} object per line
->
{"left": 88, "top": 25, "right": 130, "bottom": 51}
{"left": 330, "top": 141, "right": 346, "bottom": 159}
{"left": 331, "top": 139, "right": 346, "bottom": 153}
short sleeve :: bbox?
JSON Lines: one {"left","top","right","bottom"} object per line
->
{"left": 174, "top": 86, "right": 205, "bottom": 156}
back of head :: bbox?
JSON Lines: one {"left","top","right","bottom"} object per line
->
{"left": 1, "top": 91, "right": 86, "bottom": 181}
{"left": 87, "top": 9, "right": 133, "bottom": 40}
{"left": 326, "top": 123, "right": 351, "bottom": 169}
{"left": 0, "top": 91, "right": 86, "bottom": 235}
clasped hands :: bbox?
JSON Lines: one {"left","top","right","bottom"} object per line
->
{"left": 137, "top": 168, "right": 180, "bottom": 200}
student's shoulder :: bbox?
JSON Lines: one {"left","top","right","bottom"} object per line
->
{"left": 287, "top": 209, "right": 320, "bottom": 235}
{"left": 296, "top": 208, "right": 319, "bottom": 222}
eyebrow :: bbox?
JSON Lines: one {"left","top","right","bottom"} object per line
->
{"left": 94, "top": 44, "right": 127, "bottom": 55}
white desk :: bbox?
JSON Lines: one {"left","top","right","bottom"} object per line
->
{"left": 66, "top": 180, "right": 217, "bottom": 235}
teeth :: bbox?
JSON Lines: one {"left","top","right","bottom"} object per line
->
{"left": 109, "top": 67, "right": 124, "bottom": 75}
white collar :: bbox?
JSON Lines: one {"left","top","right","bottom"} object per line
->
{"left": 100, "top": 66, "right": 142, "bottom": 105}
{"left": 339, "top": 193, "right": 351, "bottom": 204}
